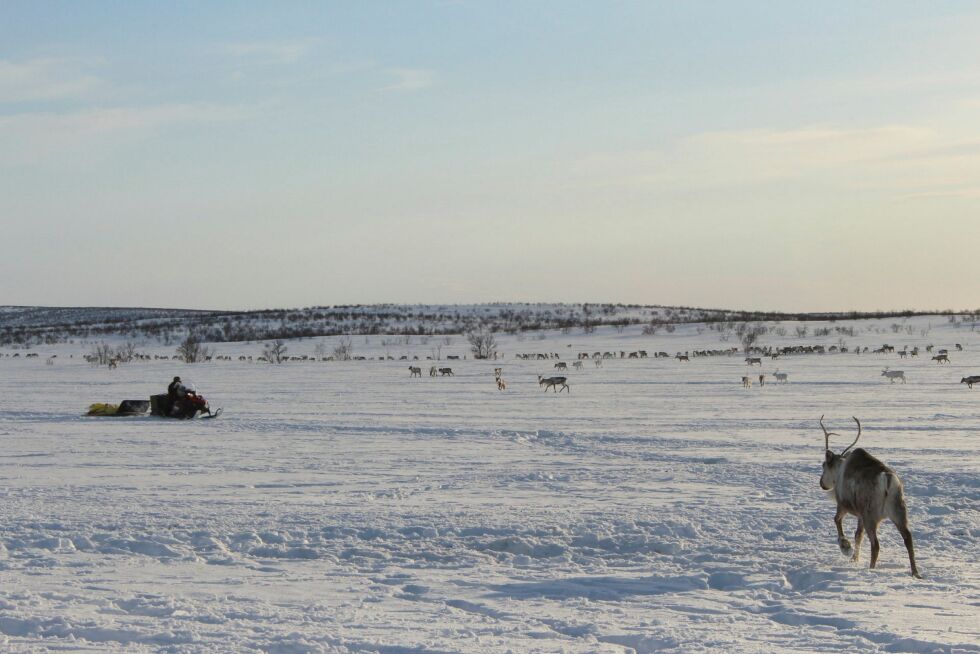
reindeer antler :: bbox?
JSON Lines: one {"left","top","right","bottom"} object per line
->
{"left": 840, "top": 417, "right": 862, "bottom": 455}
{"left": 819, "top": 415, "right": 840, "bottom": 451}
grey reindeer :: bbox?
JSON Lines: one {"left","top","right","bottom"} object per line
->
{"left": 819, "top": 416, "right": 920, "bottom": 578}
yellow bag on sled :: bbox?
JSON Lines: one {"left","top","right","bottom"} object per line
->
{"left": 86, "top": 403, "right": 119, "bottom": 416}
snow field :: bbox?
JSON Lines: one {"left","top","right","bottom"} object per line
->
{"left": 0, "top": 317, "right": 978, "bottom": 652}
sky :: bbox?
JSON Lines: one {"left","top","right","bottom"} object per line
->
{"left": 1, "top": 1, "right": 979, "bottom": 312}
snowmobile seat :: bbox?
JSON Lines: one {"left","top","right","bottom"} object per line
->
{"left": 118, "top": 400, "right": 150, "bottom": 415}
{"left": 150, "top": 394, "right": 172, "bottom": 417}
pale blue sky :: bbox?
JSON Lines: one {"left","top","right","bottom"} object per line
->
{"left": 2, "top": 2, "right": 979, "bottom": 311}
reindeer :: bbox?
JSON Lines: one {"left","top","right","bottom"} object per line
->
{"left": 496, "top": 377, "right": 507, "bottom": 391}
{"left": 572, "top": 360, "right": 583, "bottom": 370}
{"left": 881, "top": 369, "right": 906, "bottom": 384}
{"left": 819, "top": 416, "right": 920, "bottom": 578}
{"left": 741, "top": 376, "right": 752, "bottom": 388}
{"left": 429, "top": 366, "right": 438, "bottom": 377}
{"left": 676, "top": 354, "right": 689, "bottom": 362}
{"left": 773, "top": 370, "right": 789, "bottom": 383}
{"left": 493, "top": 367, "right": 503, "bottom": 380}
{"left": 745, "top": 357, "right": 762, "bottom": 366}
{"left": 758, "top": 374, "right": 766, "bottom": 387}
{"left": 932, "top": 354, "right": 950, "bottom": 364}
{"left": 408, "top": 366, "right": 422, "bottom": 377}
{"left": 554, "top": 361, "right": 568, "bottom": 371}
{"left": 439, "top": 367, "right": 454, "bottom": 376}
{"left": 594, "top": 358, "right": 603, "bottom": 368}
{"left": 961, "top": 375, "right": 980, "bottom": 389}
{"left": 538, "top": 375, "right": 569, "bottom": 393}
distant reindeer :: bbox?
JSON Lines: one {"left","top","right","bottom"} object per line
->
{"left": 932, "top": 354, "right": 950, "bottom": 364}
{"left": 439, "top": 367, "right": 454, "bottom": 376}
{"left": 429, "top": 366, "right": 438, "bottom": 377}
{"left": 881, "top": 369, "right": 906, "bottom": 384}
{"left": 758, "top": 374, "right": 766, "bottom": 387}
{"left": 961, "top": 375, "right": 980, "bottom": 389}
{"left": 538, "top": 375, "right": 569, "bottom": 393}
{"left": 676, "top": 355, "right": 689, "bottom": 362}
{"left": 897, "top": 350, "right": 907, "bottom": 359}
{"left": 773, "top": 370, "right": 789, "bottom": 383}
{"left": 572, "top": 360, "right": 583, "bottom": 370}
{"left": 496, "top": 377, "right": 506, "bottom": 391}
{"left": 594, "top": 358, "right": 603, "bottom": 368}
{"left": 955, "top": 343, "right": 963, "bottom": 351}
{"left": 741, "top": 376, "right": 752, "bottom": 388}
{"left": 554, "top": 361, "right": 567, "bottom": 371}
{"left": 819, "top": 416, "right": 920, "bottom": 578}
{"left": 493, "top": 367, "right": 503, "bottom": 380}
{"left": 408, "top": 366, "right": 422, "bottom": 377}
{"left": 745, "top": 357, "right": 762, "bottom": 366}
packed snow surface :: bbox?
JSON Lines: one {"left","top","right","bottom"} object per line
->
{"left": 0, "top": 317, "right": 978, "bottom": 653}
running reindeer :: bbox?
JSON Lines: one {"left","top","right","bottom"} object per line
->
{"left": 818, "top": 416, "right": 920, "bottom": 578}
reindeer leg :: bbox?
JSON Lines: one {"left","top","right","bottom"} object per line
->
{"left": 896, "top": 524, "right": 920, "bottom": 578}
{"left": 835, "top": 508, "right": 852, "bottom": 555}
{"left": 891, "top": 500, "right": 922, "bottom": 578}
{"left": 851, "top": 519, "right": 864, "bottom": 562}
{"left": 866, "top": 521, "right": 880, "bottom": 569}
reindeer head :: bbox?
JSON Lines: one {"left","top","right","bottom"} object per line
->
{"left": 819, "top": 415, "right": 861, "bottom": 490}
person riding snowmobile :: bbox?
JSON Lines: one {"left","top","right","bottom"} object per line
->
{"left": 167, "top": 376, "right": 184, "bottom": 400}
{"left": 167, "top": 376, "right": 188, "bottom": 416}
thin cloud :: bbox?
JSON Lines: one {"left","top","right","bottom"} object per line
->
{"left": 216, "top": 40, "right": 317, "bottom": 64}
{"left": 382, "top": 68, "right": 435, "bottom": 92}
{"left": 0, "top": 57, "right": 104, "bottom": 103}
{"left": 573, "top": 124, "right": 980, "bottom": 197}
{"left": 0, "top": 103, "right": 247, "bottom": 166}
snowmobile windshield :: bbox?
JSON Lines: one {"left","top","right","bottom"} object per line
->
{"left": 180, "top": 381, "right": 198, "bottom": 393}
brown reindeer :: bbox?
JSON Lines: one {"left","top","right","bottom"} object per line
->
{"left": 819, "top": 416, "right": 920, "bottom": 578}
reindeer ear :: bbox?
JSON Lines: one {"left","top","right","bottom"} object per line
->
{"left": 825, "top": 450, "right": 834, "bottom": 462}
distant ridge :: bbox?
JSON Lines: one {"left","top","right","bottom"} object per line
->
{"left": 1, "top": 303, "right": 972, "bottom": 348}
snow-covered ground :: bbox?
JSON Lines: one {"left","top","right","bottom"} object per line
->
{"left": 1, "top": 317, "right": 978, "bottom": 653}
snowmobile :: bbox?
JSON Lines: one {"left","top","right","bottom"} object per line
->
{"left": 150, "top": 388, "right": 221, "bottom": 419}
{"left": 86, "top": 383, "right": 221, "bottom": 419}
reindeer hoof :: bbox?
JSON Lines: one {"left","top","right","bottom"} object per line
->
{"left": 838, "top": 538, "right": 852, "bottom": 555}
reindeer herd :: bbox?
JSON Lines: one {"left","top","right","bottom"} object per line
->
{"left": 402, "top": 336, "right": 976, "bottom": 400}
